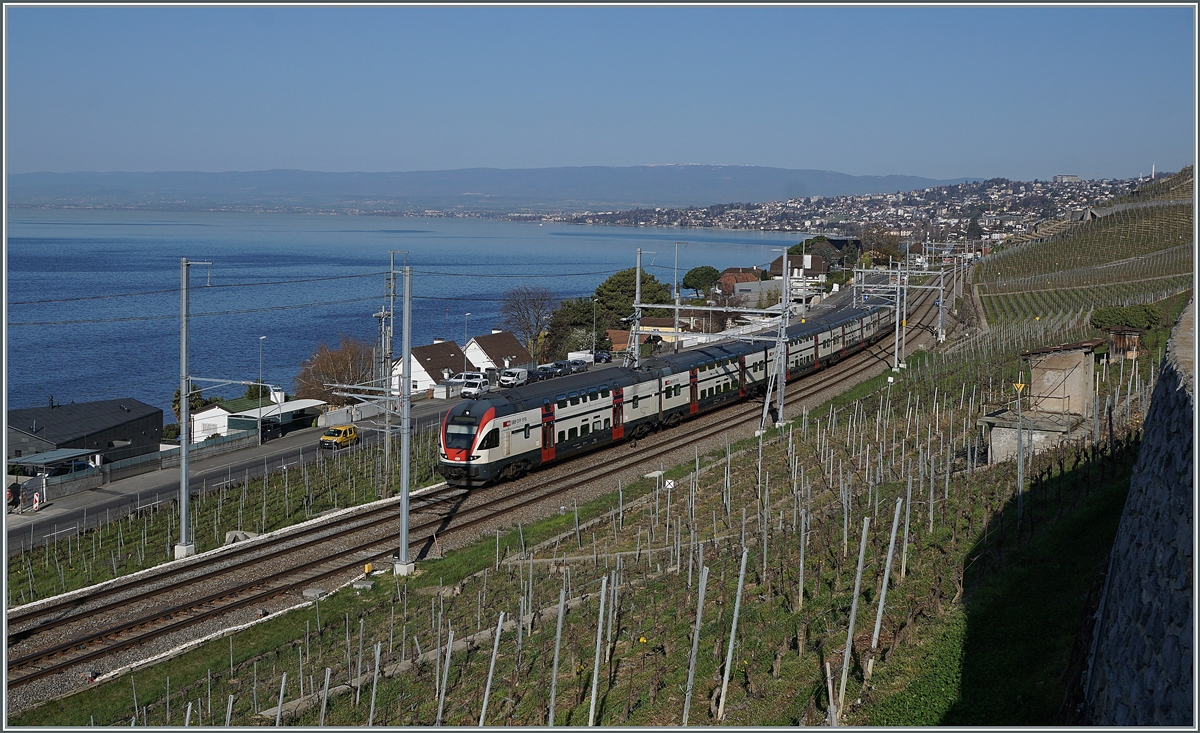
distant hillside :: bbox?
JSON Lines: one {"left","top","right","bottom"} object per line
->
{"left": 6, "top": 166, "right": 973, "bottom": 214}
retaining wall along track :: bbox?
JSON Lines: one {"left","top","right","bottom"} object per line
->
{"left": 1084, "top": 299, "right": 1193, "bottom": 725}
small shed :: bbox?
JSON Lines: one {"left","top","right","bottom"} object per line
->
{"left": 1022, "top": 338, "right": 1104, "bottom": 416}
{"left": 1105, "top": 327, "right": 1145, "bottom": 362}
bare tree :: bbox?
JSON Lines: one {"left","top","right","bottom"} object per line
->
{"left": 294, "top": 336, "right": 374, "bottom": 406}
{"left": 500, "top": 285, "right": 557, "bottom": 363}
{"left": 708, "top": 291, "right": 749, "bottom": 333}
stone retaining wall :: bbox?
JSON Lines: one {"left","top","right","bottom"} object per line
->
{"left": 1084, "top": 299, "right": 1193, "bottom": 725}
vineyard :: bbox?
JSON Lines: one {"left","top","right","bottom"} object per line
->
{"left": 974, "top": 176, "right": 1193, "bottom": 326}
{"left": 13, "top": 292, "right": 1181, "bottom": 727}
{"left": 1101, "top": 164, "right": 1193, "bottom": 207}
{"left": 6, "top": 425, "right": 444, "bottom": 606}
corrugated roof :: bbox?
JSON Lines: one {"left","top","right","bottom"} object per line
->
{"left": 7, "top": 448, "right": 98, "bottom": 466}
{"left": 7, "top": 398, "right": 162, "bottom": 446}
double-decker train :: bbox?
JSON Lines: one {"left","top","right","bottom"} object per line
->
{"left": 437, "top": 301, "right": 892, "bottom": 487}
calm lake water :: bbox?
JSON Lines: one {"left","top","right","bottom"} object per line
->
{"left": 6, "top": 209, "right": 812, "bottom": 418}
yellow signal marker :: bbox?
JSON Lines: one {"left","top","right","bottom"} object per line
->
{"left": 1014, "top": 383, "right": 1025, "bottom": 393}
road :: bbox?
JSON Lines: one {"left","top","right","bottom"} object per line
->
{"left": 5, "top": 395, "right": 456, "bottom": 554}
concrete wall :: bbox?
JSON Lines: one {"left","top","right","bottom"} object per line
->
{"left": 1029, "top": 349, "right": 1093, "bottom": 416}
{"left": 988, "top": 425, "right": 1070, "bottom": 463}
{"left": 1084, "top": 300, "right": 1193, "bottom": 725}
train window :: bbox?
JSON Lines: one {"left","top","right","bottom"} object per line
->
{"left": 603, "top": 418, "right": 611, "bottom": 429}
{"left": 569, "top": 392, "right": 580, "bottom": 406}
{"left": 558, "top": 430, "right": 565, "bottom": 443}
{"left": 674, "top": 385, "right": 682, "bottom": 398}
{"left": 588, "top": 388, "right": 598, "bottom": 401}
{"left": 581, "top": 423, "right": 590, "bottom": 437}
{"left": 524, "top": 424, "right": 531, "bottom": 440}
{"left": 593, "top": 419, "right": 601, "bottom": 433}
{"left": 556, "top": 395, "right": 567, "bottom": 409}
{"left": 600, "top": 387, "right": 610, "bottom": 398}
{"left": 478, "top": 429, "right": 500, "bottom": 450}
{"left": 632, "top": 395, "right": 640, "bottom": 409}
{"left": 568, "top": 427, "right": 578, "bottom": 440}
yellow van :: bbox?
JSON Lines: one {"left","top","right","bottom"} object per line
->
{"left": 319, "top": 425, "right": 359, "bottom": 450}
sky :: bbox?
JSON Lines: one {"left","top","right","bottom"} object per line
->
{"left": 4, "top": 5, "right": 1196, "bottom": 181}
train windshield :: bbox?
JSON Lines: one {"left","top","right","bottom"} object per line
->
{"left": 445, "top": 416, "right": 479, "bottom": 450}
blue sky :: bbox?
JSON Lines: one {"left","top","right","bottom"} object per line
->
{"left": 5, "top": 5, "right": 1195, "bottom": 180}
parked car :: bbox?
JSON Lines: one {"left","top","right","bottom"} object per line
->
{"left": 450, "top": 371, "right": 488, "bottom": 384}
{"left": 498, "top": 368, "right": 529, "bottom": 387}
{"left": 260, "top": 421, "right": 283, "bottom": 441}
{"left": 593, "top": 350, "right": 612, "bottom": 363}
{"left": 319, "top": 424, "right": 359, "bottom": 450}
{"left": 49, "top": 460, "right": 94, "bottom": 477}
{"left": 567, "top": 359, "right": 590, "bottom": 373}
{"left": 460, "top": 379, "right": 490, "bottom": 399}
{"left": 535, "top": 365, "right": 558, "bottom": 381}
{"left": 551, "top": 361, "right": 572, "bottom": 376}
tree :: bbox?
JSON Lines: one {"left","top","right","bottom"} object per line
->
{"left": 859, "top": 226, "right": 903, "bottom": 261}
{"left": 543, "top": 297, "right": 612, "bottom": 361}
{"left": 244, "top": 383, "right": 271, "bottom": 401}
{"left": 682, "top": 265, "right": 720, "bottom": 297}
{"left": 499, "top": 285, "right": 557, "bottom": 364}
{"left": 294, "top": 336, "right": 374, "bottom": 407}
{"left": 172, "top": 386, "right": 218, "bottom": 423}
{"left": 708, "top": 291, "right": 748, "bottom": 333}
{"left": 966, "top": 218, "right": 984, "bottom": 239}
{"left": 788, "top": 235, "right": 829, "bottom": 255}
{"left": 593, "top": 268, "right": 672, "bottom": 322}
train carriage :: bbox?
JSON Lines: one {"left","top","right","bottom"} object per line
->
{"left": 438, "top": 302, "right": 893, "bottom": 487}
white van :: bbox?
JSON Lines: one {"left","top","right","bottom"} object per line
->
{"left": 499, "top": 368, "right": 529, "bottom": 387}
{"left": 460, "top": 379, "right": 490, "bottom": 399}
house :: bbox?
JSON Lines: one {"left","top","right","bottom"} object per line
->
{"left": 769, "top": 253, "right": 829, "bottom": 280}
{"left": 189, "top": 390, "right": 325, "bottom": 444}
{"left": 464, "top": 330, "right": 535, "bottom": 371}
{"left": 606, "top": 329, "right": 651, "bottom": 352}
{"left": 394, "top": 339, "right": 479, "bottom": 393}
{"left": 637, "top": 317, "right": 694, "bottom": 343}
{"left": 716, "top": 267, "right": 762, "bottom": 295}
{"left": 7, "top": 397, "right": 162, "bottom": 463}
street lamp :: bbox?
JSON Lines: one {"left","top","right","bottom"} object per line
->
{"left": 463, "top": 312, "right": 471, "bottom": 373}
{"left": 258, "top": 336, "right": 266, "bottom": 446}
{"left": 592, "top": 299, "right": 598, "bottom": 355}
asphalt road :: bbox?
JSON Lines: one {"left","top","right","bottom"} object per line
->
{"left": 5, "top": 396, "right": 455, "bottom": 555}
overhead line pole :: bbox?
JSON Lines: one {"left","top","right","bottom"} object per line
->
{"left": 396, "top": 263, "right": 415, "bottom": 575}
{"left": 177, "top": 258, "right": 210, "bottom": 559}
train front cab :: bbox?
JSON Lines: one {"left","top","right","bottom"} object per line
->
{"left": 438, "top": 401, "right": 497, "bottom": 487}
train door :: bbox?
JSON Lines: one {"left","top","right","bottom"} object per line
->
{"left": 689, "top": 368, "right": 699, "bottom": 415}
{"left": 612, "top": 386, "right": 625, "bottom": 440}
{"left": 738, "top": 356, "right": 747, "bottom": 398}
{"left": 540, "top": 400, "right": 555, "bottom": 463}
{"left": 841, "top": 325, "right": 848, "bottom": 358}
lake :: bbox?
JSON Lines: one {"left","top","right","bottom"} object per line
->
{"left": 6, "top": 209, "right": 812, "bottom": 418}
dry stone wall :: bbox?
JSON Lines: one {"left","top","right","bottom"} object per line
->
{"left": 1084, "top": 299, "right": 1193, "bottom": 726}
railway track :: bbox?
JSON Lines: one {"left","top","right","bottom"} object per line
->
{"left": 7, "top": 285, "right": 942, "bottom": 692}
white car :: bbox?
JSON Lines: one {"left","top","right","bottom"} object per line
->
{"left": 460, "top": 379, "right": 490, "bottom": 399}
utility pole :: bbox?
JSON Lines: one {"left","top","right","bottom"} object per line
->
{"left": 176, "top": 257, "right": 209, "bottom": 560}
{"left": 629, "top": 248, "right": 643, "bottom": 369}
{"left": 673, "top": 241, "right": 684, "bottom": 354}
{"left": 395, "top": 264, "right": 415, "bottom": 575}
{"left": 382, "top": 255, "right": 396, "bottom": 498}
{"left": 776, "top": 248, "right": 790, "bottom": 424}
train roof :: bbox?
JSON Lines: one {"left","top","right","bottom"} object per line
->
{"left": 450, "top": 300, "right": 886, "bottom": 416}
